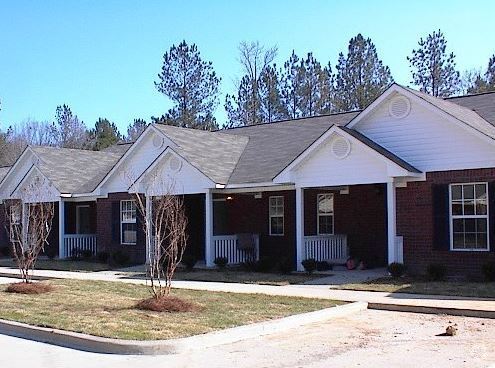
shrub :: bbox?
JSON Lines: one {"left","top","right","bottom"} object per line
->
{"left": 241, "top": 259, "right": 257, "bottom": 272}
{"left": 316, "top": 261, "right": 332, "bottom": 271}
{"left": 96, "top": 252, "right": 110, "bottom": 263}
{"left": 387, "top": 262, "right": 406, "bottom": 278}
{"left": 0, "top": 245, "right": 12, "bottom": 258}
{"left": 254, "top": 256, "right": 276, "bottom": 272}
{"left": 112, "top": 250, "right": 130, "bottom": 266}
{"left": 482, "top": 262, "right": 495, "bottom": 282}
{"left": 44, "top": 246, "right": 57, "bottom": 260}
{"left": 427, "top": 263, "right": 447, "bottom": 281}
{"left": 214, "top": 256, "right": 228, "bottom": 269}
{"left": 181, "top": 254, "right": 197, "bottom": 271}
{"left": 277, "top": 257, "right": 294, "bottom": 274}
{"left": 301, "top": 258, "right": 317, "bottom": 274}
{"left": 6, "top": 282, "right": 54, "bottom": 294}
{"left": 136, "top": 295, "right": 200, "bottom": 313}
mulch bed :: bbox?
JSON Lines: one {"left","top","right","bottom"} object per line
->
{"left": 136, "top": 295, "right": 201, "bottom": 313}
{"left": 5, "top": 282, "right": 54, "bottom": 294}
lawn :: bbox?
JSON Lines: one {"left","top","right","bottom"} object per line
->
{"left": 0, "top": 279, "right": 343, "bottom": 340}
{"left": 338, "top": 277, "right": 495, "bottom": 299}
{"left": 171, "top": 269, "right": 321, "bottom": 286}
{"left": 0, "top": 258, "right": 110, "bottom": 272}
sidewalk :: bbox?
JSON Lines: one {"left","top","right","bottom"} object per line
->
{"left": 1, "top": 267, "right": 494, "bottom": 318}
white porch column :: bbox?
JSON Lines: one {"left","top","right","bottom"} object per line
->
{"left": 145, "top": 195, "right": 152, "bottom": 265}
{"left": 387, "top": 180, "right": 397, "bottom": 264}
{"left": 296, "top": 186, "right": 305, "bottom": 271}
{"left": 58, "top": 199, "right": 65, "bottom": 259}
{"left": 204, "top": 189, "right": 214, "bottom": 267}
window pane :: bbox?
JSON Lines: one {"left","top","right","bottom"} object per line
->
{"left": 463, "top": 200, "right": 475, "bottom": 215}
{"left": 477, "top": 233, "right": 488, "bottom": 248}
{"left": 318, "top": 215, "right": 333, "bottom": 234}
{"left": 317, "top": 195, "right": 333, "bottom": 214}
{"left": 463, "top": 185, "right": 474, "bottom": 200}
{"left": 122, "top": 223, "right": 136, "bottom": 244}
{"left": 270, "top": 217, "right": 283, "bottom": 235}
{"left": 464, "top": 218, "right": 476, "bottom": 233}
{"left": 453, "top": 233, "right": 464, "bottom": 249}
{"left": 476, "top": 200, "right": 487, "bottom": 215}
{"left": 453, "top": 219, "right": 464, "bottom": 233}
{"left": 465, "top": 233, "right": 476, "bottom": 248}
{"left": 476, "top": 218, "right": 487, "bottom": 233}
{"left": 451, "top": 201, "right": 463, "bottom": 215}
{"left": 269, "top": 197, "right": 284, "bottom": 216}
{"left": 475, "top": 184, "right": 487, "bottom": 200}
{"left": 451, "top": 185, "right": 462, "bottom": 200}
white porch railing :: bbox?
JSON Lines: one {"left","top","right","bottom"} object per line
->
{"left": 213, "top": 234, "right": 259, "bottom": 265}
{"left": 304, "top": 234, "right": 348, "bottom": 263}
{"left": 62, "top": 234, "right": 97, "bottom": 259}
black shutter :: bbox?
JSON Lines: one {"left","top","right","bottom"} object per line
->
{"left": 111, "top": 201, "right": 120, "bottom": 244}
{"left": 136, "top": 207, "right": 144, "bottom": 247}
{"left": 489, "top": 182, "right": 495, "bottom": 252}
{"left": 432, "top": 184, "right": 450, "bottom": 250}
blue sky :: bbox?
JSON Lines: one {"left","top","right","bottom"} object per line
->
{"left": 0, "top": 0, "right": 494, "bottom": 132}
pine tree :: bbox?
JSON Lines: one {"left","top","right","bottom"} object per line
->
{"left": 88, "top": 118, "right": 121, "bottom": 150}
{"left": 225, "top": 76, "right": 253, "bottom": 128}
{"left": 299, "top": 53, "right": 334, "bottom": 117}
{"left": 54, "top": 104, "right": 88, "bottom": 149}
{"left": 126, "top": 118, "right": 148, "bottom": 142}
{"left": 334, "top": 34, "right": 393, "bottom": 111}
{"left": 280, "top": 51, "right": 304, "bottom": 119}
{"left": 258, "top": 64, "right": 286, "bottom": 123}
{"left": 408, "top": 29, "right": 461, "bottom": 97}
{"left": 155, "top": 40, "right": 220, "bottom": 130}
{"left": 465, "top": 55, "right": 495, "bottom": 94}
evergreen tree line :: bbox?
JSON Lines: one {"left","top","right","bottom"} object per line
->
{"left": 1, "top": 29, "right": 495, "bottom": 165}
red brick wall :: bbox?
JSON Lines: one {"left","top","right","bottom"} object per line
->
{"left": 304, "top": 184, "right": 387, "bottom": 267}
{"left": 96, "top": 192, "right": 146, "bottom": 264}
{"left": 397, "top": 168, "right": 495, "bottom": 278}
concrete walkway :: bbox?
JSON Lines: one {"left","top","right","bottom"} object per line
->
{"left": 1, "top": 267, "right": 494, "bottom": 317}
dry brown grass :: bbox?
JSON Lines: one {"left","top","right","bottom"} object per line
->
{"left": 136, "top": 295, "right": 201, "bottom": 313}
{"left": 5, "top": 282, "right": 54, "bottom": 294}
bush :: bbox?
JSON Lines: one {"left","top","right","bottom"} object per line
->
{"left": 112, "top": 250, "right": 130, "bottom": 266}
{"left": 482, "top": 262, "right": 495, "bottom": 282}
{"left": 214, "top": 256, "right": 228, "bottom": 269}
{"left": 254, "top": 256, "right": 276, "bottom": 272}
{"left": 0, "top": 245, "right": 12, "bottom": 258}
{"left": 301, "top": 258, "right": 317, "bottom": 274}
{"left": 427, "top": 263, "right": 447, "bottom": 281}
{"left": 44, "top": 246, "right": 57, "bottom": 260}
{"left": 387, "top": 262, "right": 406, "bottom": 278}
{"left": 181, "top": 254, "right": 197, "bottom": 271}
{"left": 316, "top": 261, "right": 332, "bottom": 271}
{"left": 96, "top": 252, "right": 110, "bottom": 263}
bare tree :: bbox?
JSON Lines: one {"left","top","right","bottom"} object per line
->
{"left": 126, "top": 171, "right": 188, "bottom": 297}
{"left": 5, "top": 176, "right": 55, "bottom": 283}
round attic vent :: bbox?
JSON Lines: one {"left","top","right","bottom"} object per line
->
{"left": 169, "top": 156, "right": 182, "bottom": 173}
{"left": 331, "top": 136, "right": 351, "bottom": 159}
{"left": 152, "top": 135, "right": 164, "bottom": 149}
{"left": 388, "top": 95, "right": 411, "bottom": 119}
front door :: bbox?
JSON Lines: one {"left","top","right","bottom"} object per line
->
{"left": 76, "top": 205, "right": 91, "bottom": 234}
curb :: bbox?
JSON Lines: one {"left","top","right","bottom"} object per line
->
{"left": 368, "top": 302, "right": 495, "bottom": 319}
{"left": 0, "top": 301, "right": 368, "bottom": 355}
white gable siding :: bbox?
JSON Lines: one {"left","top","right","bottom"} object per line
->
{"left": 354, "top": 94, "right": 495, "bottom": 172}
{"left": 292, "top": 135, "right": 392, "bottom": 187}
{"left": 0, "top": 151, "right": 37, "bottom": 199}
{"left": 102, "top": 130, "right": 174, "bottom": 194}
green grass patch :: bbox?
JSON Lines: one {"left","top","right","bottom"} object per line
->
{"left": 0, "top": 279, "right": 343, "bottom": 340}
{"left": 338, "top": 277, "right": 495, "bottom": 298}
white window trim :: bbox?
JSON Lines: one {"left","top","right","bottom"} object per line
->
{"left": 269, "top": 196, "right": 284, "bottom": 236}
{"left": 75, "top": 205, "right": 90, "bottom": 235}
{"left": 317, "top": 193, "right": 334, "bottom": 235}
{"left": 449, "top": 182, "right": 490, "bottom": 252}
{"left": 9, "top": 205, "right": 21, "bottom": 243}
{"left": 120, "top": 200, "right": 137, "bottom": 245}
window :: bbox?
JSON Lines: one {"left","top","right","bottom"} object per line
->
{"left": 269, "top": 196, "right": 284, "bottom": 235}
{"left": 9, "top": 204, "right": 21, "bottom": 243}
{"left": 121, "top": 200, "right": 137, "bottom": 245}
{"left": 317, "top": 194, "right": 334, "bottom": 235}
{"left": 450, "top": 183, "right": 489, "bottom": 251}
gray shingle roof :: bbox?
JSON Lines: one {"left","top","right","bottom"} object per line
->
{"left": 220, "top": 112, "right": 359, "bottom": 184}
{"left": 446, "top": 91, "right": 495, "bottom": 126}
{"left": 153, "top": 124, "right": 249, "bottom": 184}
{"left": 406, "top": 87, "right": 495, "bottom": 140}
{"left": 31, "top": 146, "right": 126, "bottom": 194}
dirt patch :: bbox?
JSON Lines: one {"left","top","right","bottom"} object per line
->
{"left": 136, "top": 295, "right": 201, "bottom": 313}
{"left": 5, "top": 282, "right": 54, "bottom": 294}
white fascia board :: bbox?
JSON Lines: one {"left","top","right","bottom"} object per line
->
{"left": 213, "top": 184, "right": 295, "bottom": 194}
{"left": 0, "top": 146, "right": 38, "bottom": 192}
